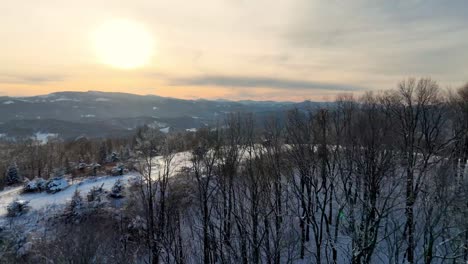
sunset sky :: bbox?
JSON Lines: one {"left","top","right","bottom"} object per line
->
{"left": 1, "top": 0, "right": 467, "bottom": 101}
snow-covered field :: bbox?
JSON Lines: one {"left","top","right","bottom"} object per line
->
{"left": 151, "top": 151, "right": 191, "bottom": 176}
{"left": 0, "top": 174, "right": 135, "bottom": 217}
{"left": 0, "top": 152, "right": 192, "bottom": 218}
{"left": 33, "top": 132, "right": 59, "bottom": 144}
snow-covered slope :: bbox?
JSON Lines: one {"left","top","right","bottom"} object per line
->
{"left": 0, "top": 174, "right": 136, "bottom": 217}
{"left": 0, "top": 152, "right": 192, "bottom": 217}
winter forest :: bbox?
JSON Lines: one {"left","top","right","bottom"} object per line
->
{"left": 1, "top": 78, "right": 468, "bottom": 264}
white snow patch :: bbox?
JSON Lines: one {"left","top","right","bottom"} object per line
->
{"left": 50, "top": 97, "right": 80, "bottom": 102}
{"left": 81, "top": 114, "right": 96, "bottom": 118}
{"left": 0, "top": 174, "right": 136, "bottom": 216}
{"left": 3, "top": 100, "right": 14, "bottom": 105}
{"left": 153, "top": 106, "right": 159, "bottom": 110}
{"left": 186, "top": 128, "right": 197, "bottom": 132}
{"left": 33, "top": 132, "right": 58, "bottom": 144}
{"left": 95, "top": 98, "right": 110, "bottom": 102}
{"left": 160, "top": 127, "right": 170, "bottom": 133}
{"left": 0, "top": 151, "right": 194, "bottom": 218}
{"left": 148, "top": 121, "right": 167, "bottom": 129}
{"left": 151, "top": 152, "right": 192, "bottom": 179}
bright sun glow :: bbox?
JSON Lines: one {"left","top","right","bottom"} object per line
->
{"left": 93, "top": 19, "right": 154, "bottom": 69}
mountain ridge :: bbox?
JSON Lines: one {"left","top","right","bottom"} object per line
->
{"left": 3, "top": 90, "right": 302, "bottom": 104}
{"left": 0, "top": 91, "right": 325, "bottom": 139}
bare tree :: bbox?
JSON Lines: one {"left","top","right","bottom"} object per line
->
{"left": 381, "top": 78, "right": 451, "bottom": 263}
{"left": 135, "top": 127, "right": 164, "bottom": 264}
{"left": 190, "top": 127, "right": 220, "bottom": 264}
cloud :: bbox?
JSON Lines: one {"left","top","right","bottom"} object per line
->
{"left": 1, "top": 0, "right": 466, "bottom": 98}
{"left": 170, "top": 75, "right": 367, "bottom": 91}
{"left": 274, "top": 0, "right": 468, "bottom": 89}
{"left": 0, "top": 74, "right": 65, "bottom": 85}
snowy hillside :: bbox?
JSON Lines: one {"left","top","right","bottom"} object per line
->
{"left": 0, "top": 174, "right": 135, "bottom": 217}
{"left": 0, "top": 152, "right": 191, "bottom": 218}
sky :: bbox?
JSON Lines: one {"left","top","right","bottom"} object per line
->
{"left": 0, "top": 0, "right": 467, "bottom": 101}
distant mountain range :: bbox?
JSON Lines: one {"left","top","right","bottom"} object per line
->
{"left": 0, "top": 91, "right": 328, "bottom": 139}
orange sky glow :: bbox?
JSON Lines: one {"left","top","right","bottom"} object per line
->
{"left": 1, "top": 0, "right": 466, "bottom": 101}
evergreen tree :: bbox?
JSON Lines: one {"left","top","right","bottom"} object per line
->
{"left": 69, "top": 189, "right": 83, "bottom": 212}
{"left": 110, "top": 152, "right": 119, "bottom": 162}
{"left": 6, "top": 163, "right": 19, "bottom": 185}
{"left": 87, "top": 183, "right": 105, "bottom": 203}
{"left": 109, "top": 179, "right": 124, "bottom": 198}
{"left": 6, "top": 200, "right": 29, "bottom": 217}
{"left": 66, "top": 189, "right": 84, "bottom": 222}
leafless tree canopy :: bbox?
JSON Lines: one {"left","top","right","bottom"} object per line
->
{"left": 1, "top": 78, "right": 467, "bottom": 264}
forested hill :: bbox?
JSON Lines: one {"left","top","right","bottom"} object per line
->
{"left": 0, "top": 91, "right": 327, "bottom": 139}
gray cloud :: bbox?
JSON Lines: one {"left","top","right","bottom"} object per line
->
{"left": 290, "top": 0, "right": 468, "bottom": 47}
{"left": 0, "top": 74, "right": 65, "bottom": 85}
{"left": 280, "top": 0, "right": 468, "bottom": 89}
{"left": 170, "top": 75, "right": 367, "bottom": 91}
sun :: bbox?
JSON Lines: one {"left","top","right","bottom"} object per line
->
{"left": 93, "top": 19, "right": 154, "bottom": 69}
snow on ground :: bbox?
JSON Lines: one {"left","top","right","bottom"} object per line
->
{"left": 160, "top": 127, "right": 170, "bottom": 133}
{"left": 151, "top": 151, "right": 191, "bottom": 177}
{"left": 81, "top": 114, "right": 96, "bottom": 118}
{"left": 148, "top": 121, "right": 167, "bottom": 129}
{"left": 50, "top": 97, "right": 80, "bottom": 102}
{"left": 95, "top": 98, "right": 110, "bottom": 102}
{"left": 0, "top": 152, "right": 192, "bottom": 218}
{"left": 0, "top": 174, "right": 137, "bottom": 217}
{"left": 3, "top": 100, "right": 14, "bottom": 105}
{"left": 0, "top": 186, "right": 27, "bottom": 216}
{"left": 33, "top": 132, "right": 59, "bottom": 144}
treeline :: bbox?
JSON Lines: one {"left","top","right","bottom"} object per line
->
{"left": 0, "top": 135, "right": 134, "bottom": 188}
{"left": 0, "top": 126, "right": 197, "bottom": 188}
{"left": 3, "top": 78, "right": 468, "bottom": 263}
{"left": 128, "top": 78, "right": 468, "bottom": 264}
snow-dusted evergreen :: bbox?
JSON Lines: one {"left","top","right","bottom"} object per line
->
{"left": 6, "top": 163, "right": 19, "bottom": 185}
{"left": 45, "top": 177, "right": 69, "bottom": 193}
{"left": 64, "top": 189, "right": 84, "bottom": 222}
{"left": 87, "top": 183, "right": 106, "bottom": 207}
{"left": 109, "top": 179, "right": 124, "bottom": 198}
{"left": 23, "top": 177, "right": 46, "bottom": 192}
{"left": 6, "top": 200, "right": 29, "bottom": 217}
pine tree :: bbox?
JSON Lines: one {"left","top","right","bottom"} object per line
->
{"left": 6, "top": 164, "right": 19, "bottom": 185}
{"left": 109, "top": 179, "right": 124, "bottom": 198}
{"left": 66, "top": 189, "right": 84, "bottom": 222}
{"left": 6, "top": 200, "right": 29, "bottom": 217}
{"left": 110, "top": 152, "right": 119, "bottom": 162}
{"left": 87, "top": 183, "right": 105, "bottom": 203}
{"left": 69, "top": 189, "right": 83, "bottom": 212}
